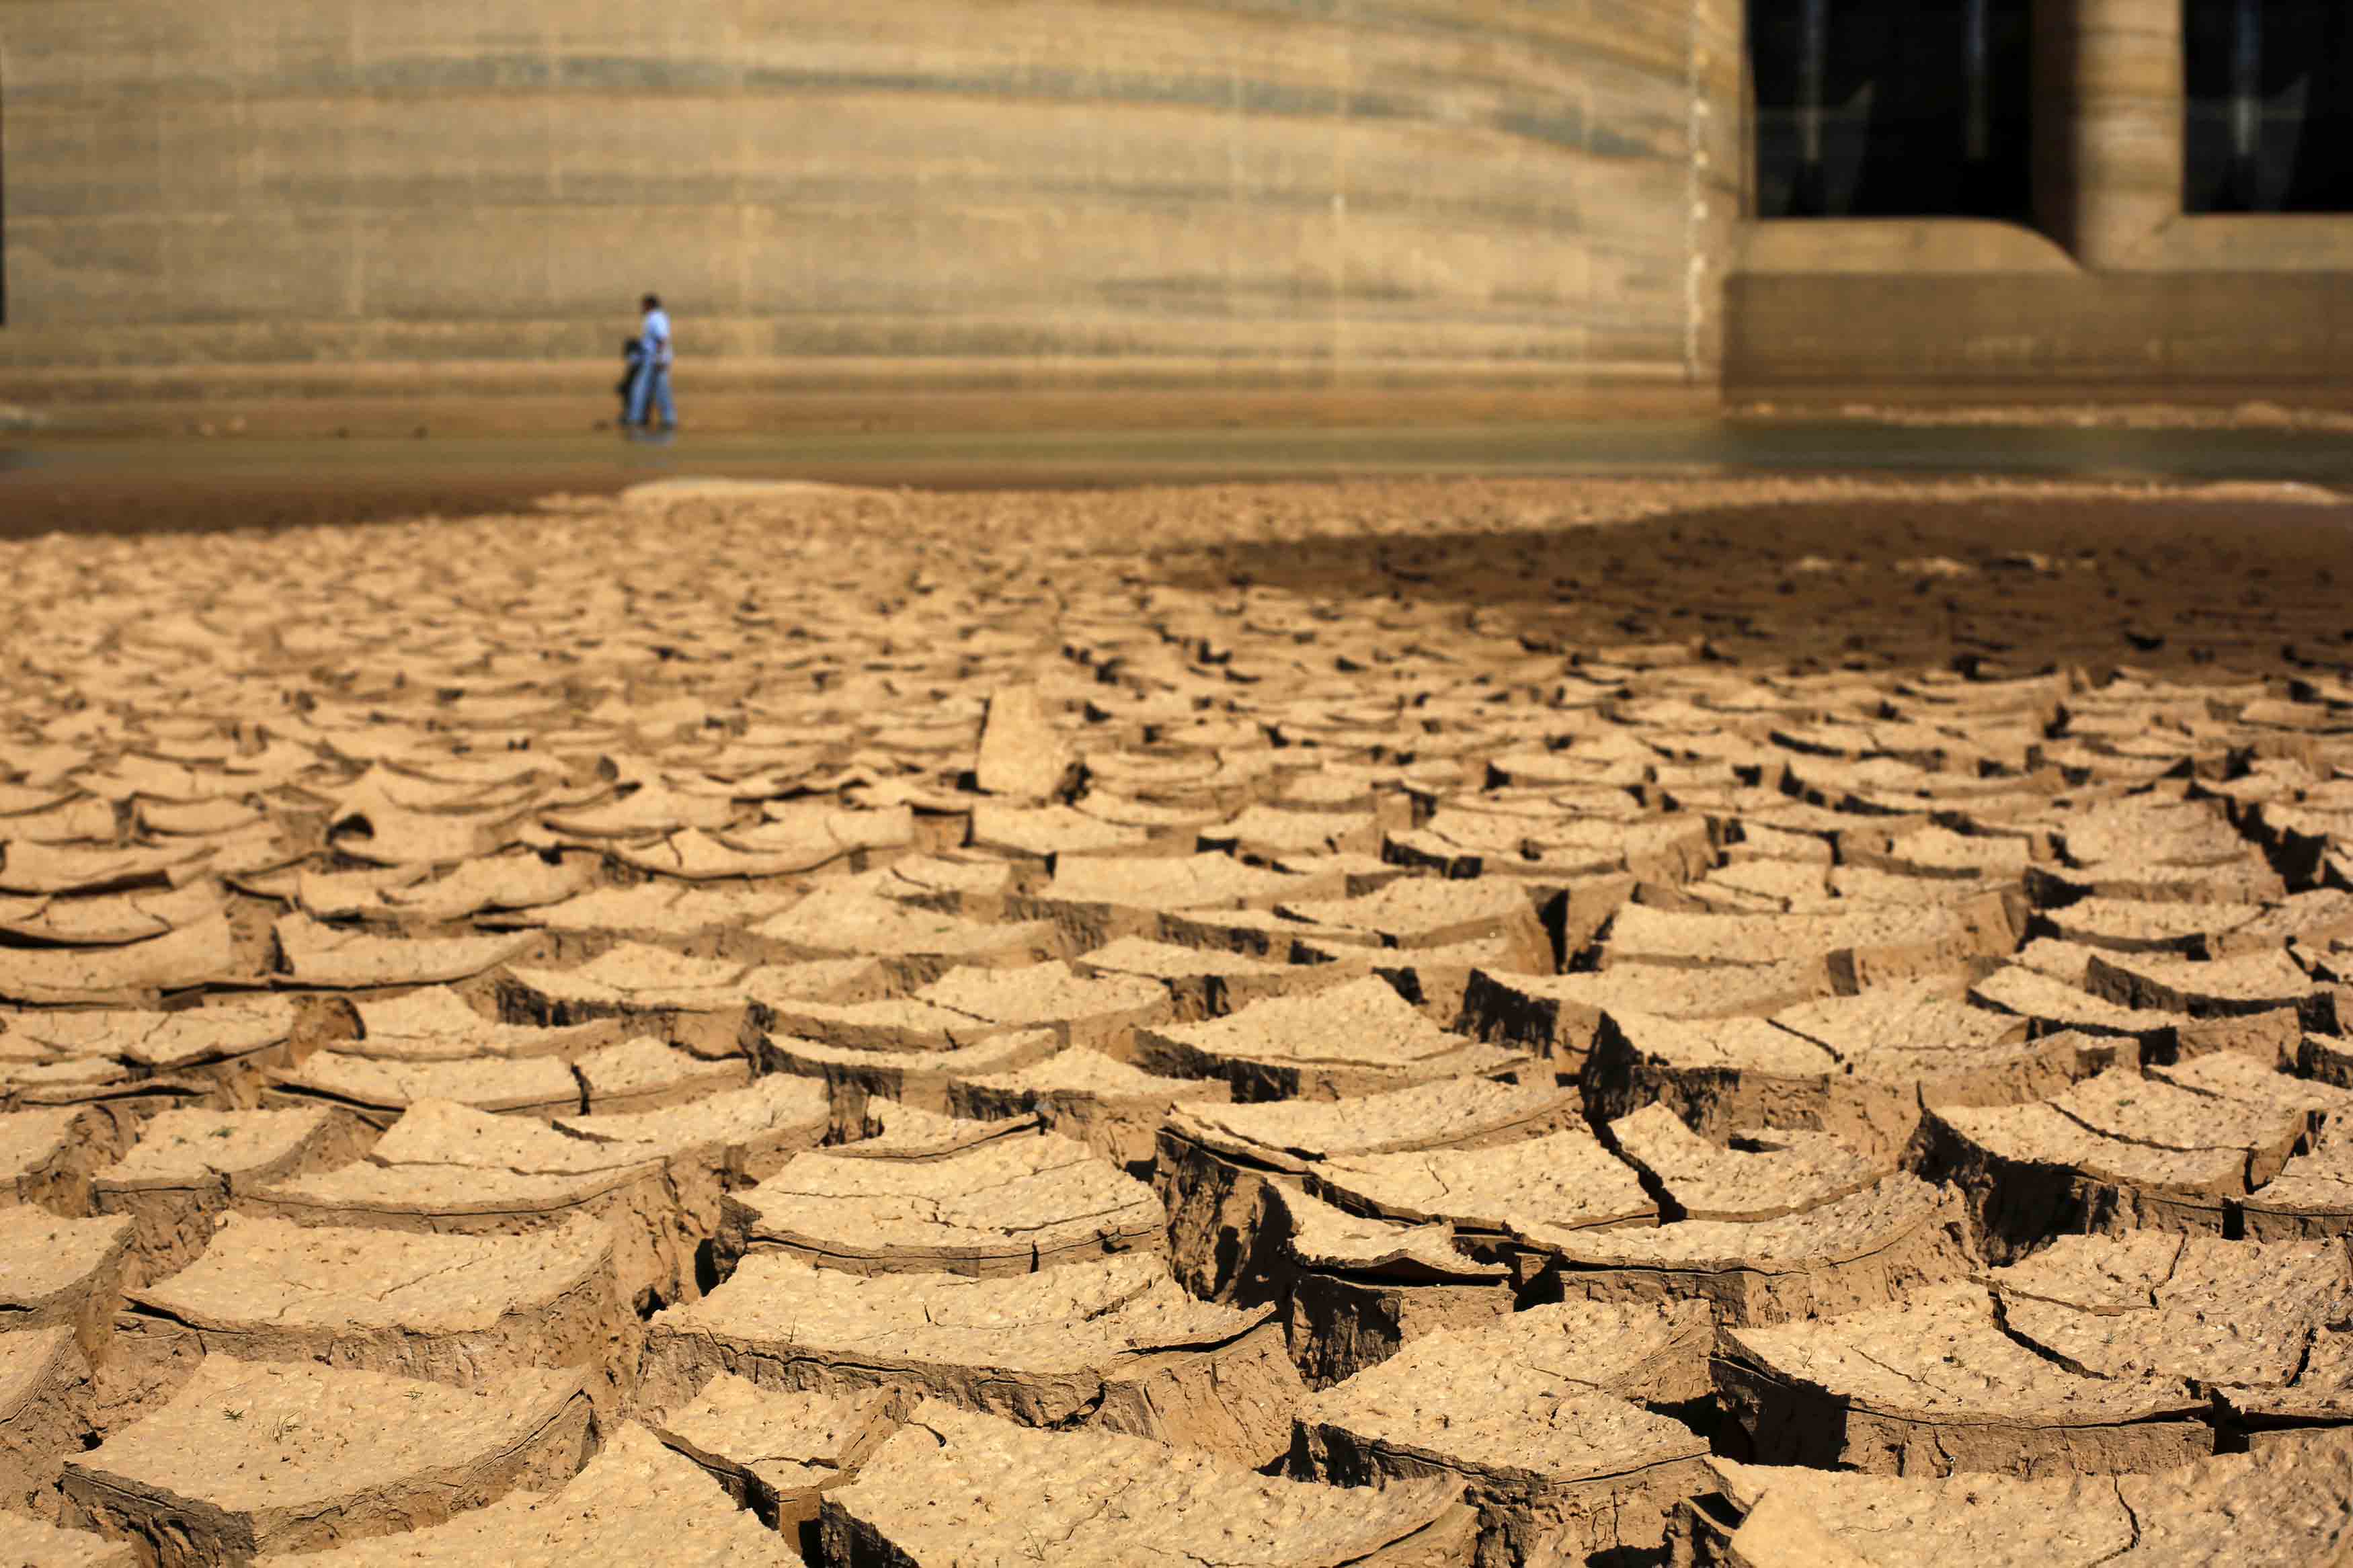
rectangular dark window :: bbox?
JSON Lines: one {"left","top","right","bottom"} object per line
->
{"left": 1749, "top": 0, "right": 2032, "bottom": 221}
{"left": 2186, "top": 1, "right": 2353, "bottom": 212}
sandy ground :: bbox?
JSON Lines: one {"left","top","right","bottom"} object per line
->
{"left": 7, "top": 413, "right": 2353, "bottom": 540}
{"left": 2, "top": 473, "right": 2353, "bottom": 1564}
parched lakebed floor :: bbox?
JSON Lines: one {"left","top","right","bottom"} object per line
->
{"left": 3, "top": 472, "right": 2353, "bottom": 1564}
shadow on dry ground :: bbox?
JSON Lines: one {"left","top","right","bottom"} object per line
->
{"left": 1171, "top": 496, "right": 2353, "bottom": 679}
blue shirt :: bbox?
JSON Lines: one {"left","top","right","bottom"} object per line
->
{"left": 641, "top": 308, "right": 672, "bottom": 366}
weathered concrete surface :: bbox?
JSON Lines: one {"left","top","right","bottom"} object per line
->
{"left": 7, "top": 0, "right": 2348, "bottom": 423}
{"left": 0, "top": 0, "right": 1740, "bottom": 420}
{"left": 1730, "top": 0, "right": 2353, "bottom": 397}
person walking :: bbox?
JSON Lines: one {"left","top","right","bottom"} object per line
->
{"left": 614, "top": 335, "right": 647, "bottom": 427}
{"left": 625, "top": 293, "right": 676, "bottom": 432}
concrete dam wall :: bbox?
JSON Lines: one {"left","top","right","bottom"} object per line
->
{"left": 0, "top": 0, "right": 1741, "bottom": 417}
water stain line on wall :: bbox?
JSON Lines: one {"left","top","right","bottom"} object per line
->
{"left": 1683, "top": 0, "right": 1713, "bottom": 385}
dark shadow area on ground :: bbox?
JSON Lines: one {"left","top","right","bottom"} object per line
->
{"left": 1164, "top": 495, "right": 2353, "bottom": 679}
{"left": 0, "top": 474, "right": 607, "bottom": 541}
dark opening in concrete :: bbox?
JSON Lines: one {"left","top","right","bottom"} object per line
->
{"left": 1749, "top": 0, "right": 2032, "bottom": 220}
{"left": 2185, "top": 0, "right": 2353, "bottom": 212}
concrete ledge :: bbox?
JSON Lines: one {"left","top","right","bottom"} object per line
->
{"left": 1737, "top": 220, "right": 2079, "bottom": 277}
{"left": 1728, "top": 270, "right": 2353, "bottom": 391}
{"left": 2134, "top": 216, "right": 2353, "bottom": 274}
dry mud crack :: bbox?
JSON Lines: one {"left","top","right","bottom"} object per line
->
{"left": 3, "top": 473, "right": 2353, "bottom": 1561}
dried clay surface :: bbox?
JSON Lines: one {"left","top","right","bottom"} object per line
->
{"left": 639, "top": 1251, "right": 1305, "bottom": 1467}
{"left": 725, "top": 1124, "right": 1163, "bottom": 1276}
{"left": 2, "top": 474, "right": 2353, "bottom": 1561}
{"left": 1696, "top": 1427, "right": 2353, "bottom": 1565}
{"left": 820, "top": 1398, "right": 1478, "bottom": 1567}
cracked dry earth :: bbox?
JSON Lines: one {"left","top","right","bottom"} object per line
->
{"left": 4, "top": 472, "right": 2353, "bottom": 1565}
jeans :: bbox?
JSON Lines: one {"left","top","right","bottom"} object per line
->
{"left": 626, "top": 360, "right": 676, "bottom": 427}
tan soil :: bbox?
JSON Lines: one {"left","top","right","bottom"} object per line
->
{"left": 1460, "top": 960, "right": 1837, "bottom": 1071}
{"left": 746, "top": 885, "right": 1053, "bottom": 987}
{"left": 264, "top": 1423, "right": 798, "bottom": 1565}
{"left": 1525, "top": 1175, "right": 1979, "bottom": 1329}
{"left": 1696, "top": 1426, "right": 2353, "bottom": 1565}
{"left": 723, "top": 1128, "right": 1163, "bottom": 1276}
{"left": 948, "top": 1042, "right": 1232, "bottom": 1172}
{"left": 819, "top": 1398, "right": 1478, "bottom": 1567}
{"left": 1716, "top": 1280, "right": 2215, "bottom": 1478}
{"left": 639, "top": 1251, "right": 1305, "bottom": 1467}
{"left": 1134, "top": 976, "right": 1528, "bottom": 1101}
{"left": 266, "top": 1051, "right": 585, "bottom": 1126}
{"left": 1156, "top": 1075, "right": 1581, "bottom": 1303}
{"left": 1919, "top": 1059, "right": 2344, "bottom": 1262}
{"left": 4, "top": 472, "right": 2353, "bottom": 1558}
{"left": 0, "top": 1326, "right": 99, "bottom": 1520}
{"left": 648, "top": 1376, "right": 905, "bottom": 1530}
{"left": 556, "top": 1072, "right": 831, "bottom": 1180}
{"left": 747, "top": 991, "right": 1008, "bottom": 1055}
{"left": 912, "top": 958, "right": 1174, "bottom": 1053}
{"left": 1267, "top": 1182, "right": 1515, "bottom": 1388}
{"left": 1607, "top": 1103, "right": 1884, "bottom": 1222}
{"left": 336, "top": 984, "right": 623, "bottom": 1063}
{"left": 0, "top": 1106, "right": 129, "bottom": 1215}
{"left": 1294, "top": 1304, "right": 1715, "bottom": 1563}
{"left": 0, "top": 915, "right": 236, "bottom": 1005}
{"left": 494, "top": 943, "right": 811, "bottom": 1058}
{"left": 91, "top": 1106, "right": 372, "bottom": 1286}
{"left": 0, "top": 1214, "right": 133, "bottom": 1364}
{"left": 0, "top": 1506, "right": 136, "bottom": 1567}
{"left": 1, "top": 1000, "right": 298, "bottom": 1110}
{"left": 270, "top": 914, "right": 532, "bottom": 989}
{"left": 1031, "top": 853, "right": 1345, "bottom": 930}
{"left": 758, "top": 1025, "right": 1063, "bottom": 1118}
{"left": 480, "top": 880, "right": 805, "bottom": 965}
{"left": 61, "top": 1359, "right": 592, "bottom": 1564}
{"left": 1308, "top": 1126, "right": 1657, "bottom": 1240}
{"left": 573, "top": 1036, "right": 752, "bottom": 1113}
{"left": 1989, "top": 1231, "right": 2352, "bottom": 1389}
{"left": 122, "top": 1214, "right": 639, "bottom": 1411}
